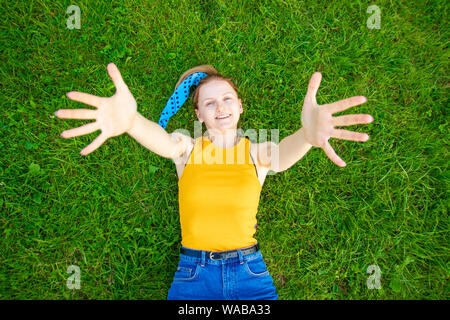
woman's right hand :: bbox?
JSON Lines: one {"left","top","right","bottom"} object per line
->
{"left": 55, "top": 63, "right": 137, "bottom": 155}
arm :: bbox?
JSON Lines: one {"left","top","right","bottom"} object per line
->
{"left": 254, "top": 129, "right": 312, "bottom": 173}
{"left": 276, "top": 127, "right": 312, "bottom": 172}
{"left": 127, "top": 112, "right": 187, "bottom": 159}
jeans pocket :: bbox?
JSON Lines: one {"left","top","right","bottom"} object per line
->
{"left": 173, "top": 259, "right": 201, "bottom": 282}
{"left": 244, "top": 254, "right": 269, "bottom": 277}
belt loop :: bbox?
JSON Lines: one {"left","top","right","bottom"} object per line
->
{"left": 201, "top": 250, "right": 205, "bottom": 267}
{"left": 237, "top": 249, "right": 244, "bottom": 265}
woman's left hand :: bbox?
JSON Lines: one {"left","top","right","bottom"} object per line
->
{"left": 301, "top": 72, "right": 374, "bottom": 167}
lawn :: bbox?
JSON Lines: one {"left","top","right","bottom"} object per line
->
{"left": 0, "top": 0, "right": 448, "bottom": 299}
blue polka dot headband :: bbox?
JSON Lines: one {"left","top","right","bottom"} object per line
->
{"left": 158, "top": 72, "right": 208, "bottom": 129}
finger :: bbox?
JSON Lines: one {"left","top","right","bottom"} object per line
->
{"left": 107, "top": 63, "right": 128, "bottom": 92}
{"left": 305, "top": 72, "right": 322, "bottom": 104}
{"left": 332, "top": 114, "right": 374, "bottom": 127}
{"left": 66, "top": 91, "right": 104, "bottom": 108}
{"left": 61, "top": 121, "right": 100, "bottom": 138}
{"left": 80, "top": 132, "right": 108, "bottom": 156}
{"left": 54, "top": 108, "right": 97, "bottom": 120}
{"left": 325, "top": 96, "right": 368, "bottom": 114}
{"left": 322, "top": 141, "right": 346, "bottom": 167}
{"left": 331, "top": 128, "right": 369, "bottom": 142}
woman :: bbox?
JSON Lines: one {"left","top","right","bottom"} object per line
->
{"left": 55, "top": 63, "right": 373, "bottom": 299}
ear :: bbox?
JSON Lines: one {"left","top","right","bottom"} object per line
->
{"left": 239, "top": 99, "right": 243, "bottom": 114}
{"left": 195, "top": 108, "right": 203, "bottom": 123}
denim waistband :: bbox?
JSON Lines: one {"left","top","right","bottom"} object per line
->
{"left": 180, "top": 244, "right": 262, "bottom": 266}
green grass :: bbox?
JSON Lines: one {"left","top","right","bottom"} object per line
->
{"left": 0, "top": 0, "right": 448, "bottom": 299}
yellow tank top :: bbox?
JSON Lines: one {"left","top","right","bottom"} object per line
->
{"left": 178, "top": 135, "right": 262, "bottom": 252}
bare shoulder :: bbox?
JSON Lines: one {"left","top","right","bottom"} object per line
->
{"left": 249, "top": 140, "right": 279, "bottom": 170}
{"left": 168, "top": 131, "right": 194, "bottom": 161}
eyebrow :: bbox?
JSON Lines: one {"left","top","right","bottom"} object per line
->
{"left": 202, "top": 92, "right": 234, "bottom": 104}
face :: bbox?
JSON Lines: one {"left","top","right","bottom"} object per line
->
{"left": 195, "top": 80, "right": 243, "bottom": 132}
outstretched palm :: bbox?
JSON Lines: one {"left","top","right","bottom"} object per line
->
{"left": 55, "top": 63, "right": 137, "bottom": 155}
{"left": 301, "top": 72, "right": 374, "bottom": 167}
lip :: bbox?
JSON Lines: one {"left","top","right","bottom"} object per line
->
{"left": 215, "top": 114, "right": 231, "bottom": 120}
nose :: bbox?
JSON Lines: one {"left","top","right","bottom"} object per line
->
{"left": 216, "top": 102, "right": 225, "bottom": 112}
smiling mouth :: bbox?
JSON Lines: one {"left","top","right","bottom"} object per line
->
{"left": 216, "top": 114, "right": 231, "bottom": 120}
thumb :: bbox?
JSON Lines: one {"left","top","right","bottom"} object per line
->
{"left": 305, "top": 72, "right": 322, "bottom": 104}
{"left": 107, "top": 63, "right": 128, "bottom": 92}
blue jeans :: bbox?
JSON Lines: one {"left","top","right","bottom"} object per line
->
{"left": 167, "top": 245, "right": 278, "bottom": 300}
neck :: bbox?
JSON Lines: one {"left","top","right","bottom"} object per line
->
{"left": 206, "top": 128, "right": 239, "bottom": 148}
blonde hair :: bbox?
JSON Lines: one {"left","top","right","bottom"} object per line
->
{"left": 174, "top": 65, "right": 239, "bottom": 110}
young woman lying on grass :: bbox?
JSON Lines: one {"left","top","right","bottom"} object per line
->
{"left": 55, "top": 63, "right": 373, "bottom": 300}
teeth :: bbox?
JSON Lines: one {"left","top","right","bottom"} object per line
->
{"left": 216, "top": 114, "right": 230, "bottom": 119}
